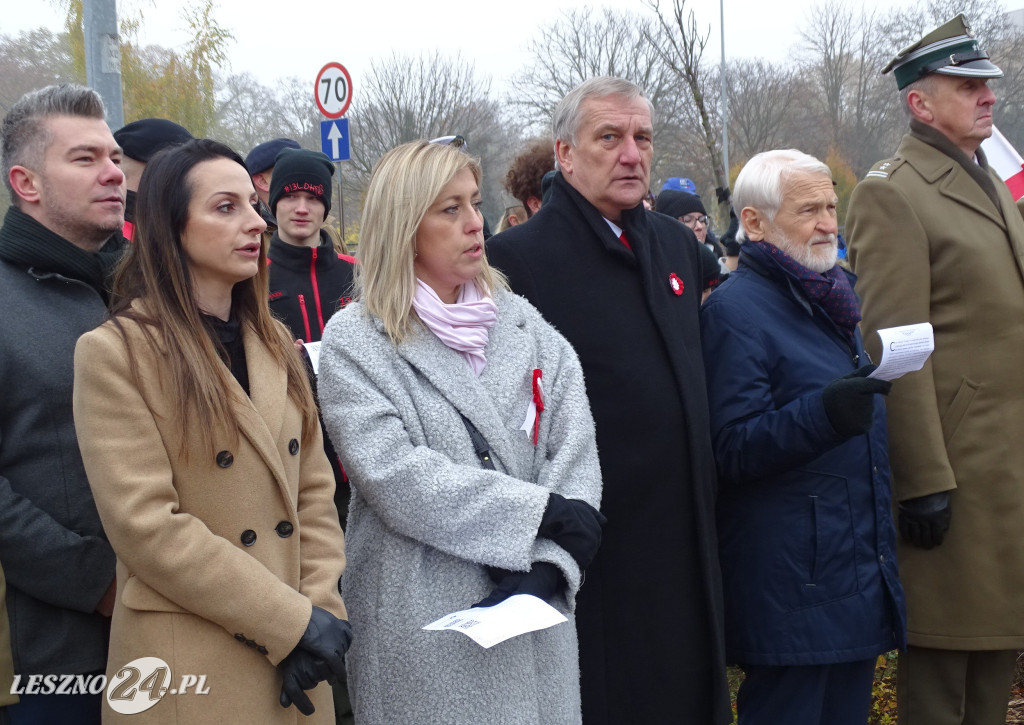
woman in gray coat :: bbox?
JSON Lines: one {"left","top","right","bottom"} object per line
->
{"left": 317, "top": 140, "right": 603, "bottom": 724}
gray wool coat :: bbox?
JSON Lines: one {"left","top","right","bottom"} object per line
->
{"left": 318, "top": 288, "right": 602, "bottom": 725}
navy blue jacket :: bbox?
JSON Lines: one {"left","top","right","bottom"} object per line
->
{"left": 700, "top": 247, "right": 906, "bottom": 666}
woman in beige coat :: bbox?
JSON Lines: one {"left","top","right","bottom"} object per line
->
{"left": 73, "top": 139, "right": 349, "bottom": 723}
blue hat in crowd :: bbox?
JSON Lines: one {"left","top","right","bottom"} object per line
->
{"left": 661, "top": 177, "right": 698, "bottom": 194}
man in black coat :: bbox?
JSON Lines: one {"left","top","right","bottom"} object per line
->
{"left": 487, "top": 76, "right": 730, "bottom": 725}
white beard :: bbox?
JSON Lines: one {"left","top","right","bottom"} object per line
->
{"left": 769, "top": 226, "right": 838, "bottom": 274}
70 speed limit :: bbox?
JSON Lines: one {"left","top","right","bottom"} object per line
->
{"left": 314, "top": 62, "right": 353, "bottom": 119}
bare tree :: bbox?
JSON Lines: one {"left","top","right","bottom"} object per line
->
{"left": 212, "top": 72, "right": 292, "bottom": 152}
{"left": 510, "top": 7, "right": 687, "bottom": 184}
{"left": 341, "top": 51, "right": 515, "bottom": 226}
{"left": 799, "top": 0, "right": 855, "bottom": 150}
{"left": 0, "top": 29, "right": 76, "bottom": 114}
{"left": 721, "top": 59, "right": 803, "bottom": 163}
{"left": 642, "top": 0, "right": 730, "bottom": 220}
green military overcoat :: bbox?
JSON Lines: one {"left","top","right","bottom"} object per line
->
{"left": 848, "top": 128, "right": 1024, "bottom": 650}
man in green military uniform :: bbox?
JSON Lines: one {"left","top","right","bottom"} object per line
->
{"left": 847, "top": 14, "right": 1024, "bottom": 725}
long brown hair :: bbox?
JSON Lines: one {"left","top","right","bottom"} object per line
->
{"left": 109, "top": 138, "right": 318, "bottom": 456}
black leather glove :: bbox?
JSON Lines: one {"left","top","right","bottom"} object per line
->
{"left": 473, "top": 562, "right": 564, "bottom": 608}
{"left": 538, "top": 493, "right": 607, "bottom": 570}
{"left": 821, "top": 364, "right": 892, "bottom": 438}
{"left": 898, "top": 491, "right": 952, "bottom": 549}
{"left": 278, "top": 606, "right": 352, "bottom": 714}
{"left": 715, "top": 186, "right": 732, "bottom": 204}
{"left": 279, "top": 648, "right": 332, "bottom": 715}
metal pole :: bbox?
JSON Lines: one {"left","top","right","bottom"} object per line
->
{"left": 337, "top": 162, "right": 346, "bottom": 251}
{"left": 719, "top": 0, "right": 729, "bottom": 183}
{"left": 83, "top": 0, "right": 124, "bottom": 129}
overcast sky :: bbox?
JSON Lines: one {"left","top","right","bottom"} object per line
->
{"left": 9, "top": 0, "right": 860, "bottom": 103}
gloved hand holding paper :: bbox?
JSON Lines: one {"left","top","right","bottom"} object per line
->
{"left": 868, "top": 322, "right": 934, "bottom": 381}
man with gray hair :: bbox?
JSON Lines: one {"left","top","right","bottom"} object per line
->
{"left": 701, "top": 149, "right": 905, "bottom": 725}
{"left": 487, "top": 76, "right": 730, "bottom": 724}
{"left": 848, "top": 14, "right": 1024, "bottom": 724}
{"left": 0, "top": 84, "right": 122, "bottom": 724}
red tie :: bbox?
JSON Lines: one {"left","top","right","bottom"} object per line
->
{"left": 618, "top": 231, "right": 632, "bottom": 250}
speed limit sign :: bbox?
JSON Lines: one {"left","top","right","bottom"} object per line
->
{"left": 314, "top": 62, "right": 352, "bottom": 119}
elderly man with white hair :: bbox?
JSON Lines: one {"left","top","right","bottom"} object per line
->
{"left": 700, "top": 149, "right": 907, "bottom": 725}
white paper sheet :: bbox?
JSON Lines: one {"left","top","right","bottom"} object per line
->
{"left": 422, "top": 594, "right": 568, "bottom": 649}
{"left": 868, "top": 322, "right": 934, "bottom": 381}
{"left": 303, "top": 341, "right": 322, "bottom": 375}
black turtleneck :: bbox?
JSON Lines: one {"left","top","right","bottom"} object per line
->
{"left": 202, "top": 314, "right": 249, "bottom": 395}
{"left": 0, "top": 207, "right": 125, "bottom": 301}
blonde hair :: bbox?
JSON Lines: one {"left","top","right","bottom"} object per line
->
{"left": 356, "top": 141, "right": 508, "bottom": 343}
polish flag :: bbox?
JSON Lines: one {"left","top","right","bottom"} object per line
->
{"left": 981, "top": 126, "right": 1024, "bottom": 201}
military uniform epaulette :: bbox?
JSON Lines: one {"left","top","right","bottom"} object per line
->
{"left": 862, "top": 157, "right": 905, "bottom": 181}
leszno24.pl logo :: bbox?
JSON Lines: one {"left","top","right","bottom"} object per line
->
{"left": 12, "top": 657, "right": 210, "bottom": 715}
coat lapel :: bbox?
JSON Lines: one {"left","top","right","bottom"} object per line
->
{"left": 228, "top": 326, "right": 296, "bottom": 516}
{"left": 903, "top": 136, "right": 1005, "bottom": 229}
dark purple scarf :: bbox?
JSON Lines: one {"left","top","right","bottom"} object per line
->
{"left": 748, "top": 240, "right": 861, "bottom": 346}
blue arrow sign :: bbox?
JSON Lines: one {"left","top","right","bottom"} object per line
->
{"left": 320, "top": 118, "right": 350, "bottom": 161}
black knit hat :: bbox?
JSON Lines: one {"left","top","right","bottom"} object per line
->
{"left": 114, "top": 118, "right": 192, "bottom": 162}
{"left": 269, "top": 148, "right": 335, "bottom": 216}
{"left": 244, "top": 137, "right": 301, "bottom": 175}
{"left": 656, "top": 190, "right": 706, "bottom": 220}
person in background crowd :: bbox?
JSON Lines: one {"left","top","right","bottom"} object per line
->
{"left": 504, "top": 137, "right": 555, "bottom": 218}
{"left": 317, "top": 140, "right": 604, "bottom": 724}
{"left": 73, "top": 139, "right": 350, "bottom": 723}
{"left": 496, "top": 204, "right": 528, "bottom": 233}
{"left": 657, "top": 188, "right": 725, "bottom": 258}
{"left": 113, "top": 117, "right": 192, "bottom": 241}
{"left": 487, "top": 76, "right": 731, "bottom": 725}
{"left": 656, "top": 187, "right": 728, "bottom": 297}
{"left": 266, "top": 148, "right": 355, "bottom": 345}
{"left": 702, "top": 149, "right": 906, "bottom": 725}
{"left": 244, "top": 137, "right": 301, "bottom": 236}
{"left": 0, "top": 83, "right": 122, "bottom": 725}
{"left": 847, "top": 14, "right": 1024, "bottom": 725}
{"left": 0, "top": 563, "right": 16, "bottom": 724}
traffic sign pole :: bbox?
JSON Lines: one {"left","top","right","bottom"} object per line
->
{"left": 337, "top": 163, "right": 345, "bottom": 249}
{"left": 315, "top": 62, "right": 353, "bottom": 245}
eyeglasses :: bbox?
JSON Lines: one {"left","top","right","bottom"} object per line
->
{"left": 681, "top": 214, "right": 709, "bottom": 227}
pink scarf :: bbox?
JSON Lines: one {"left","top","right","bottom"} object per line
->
{"left": 412, "top": 279, "right": 498, "bottom": 376}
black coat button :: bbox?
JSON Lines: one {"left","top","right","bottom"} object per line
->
{"left": 216, "top": 450, "right": 233, "bottom": 468}
{"left": 275, "top": 521, "right": 294, "bottom": 538}
{"left": 288, "top": 439, "right": 299, "bottom": 455}
{"left": 245, "top": 639, "right": 255, "bottom": 648}
{"left": 257, "top": 645, "right": 268, "bottom": 655}
{"left": 234, "top": 633, "right": 245, "bottom": 642}
{"left": 240, "top": 529, "right": 257, "bottom": 546}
